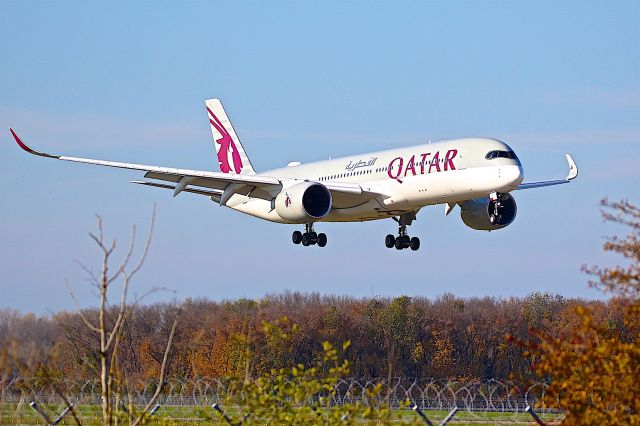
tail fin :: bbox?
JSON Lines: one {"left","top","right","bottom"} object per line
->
{"left": 205, "top": 99, "right": 256, "bottom": 175}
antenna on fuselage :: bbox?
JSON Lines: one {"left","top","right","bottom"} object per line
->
{"left": 428, "top": 138, "right": 432, "bottom": 144}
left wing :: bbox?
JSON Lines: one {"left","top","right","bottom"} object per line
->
{"left": 516, "top": 154, "right": 578, "bottom": 190}
{"left": 9, "top": 129, "right": 382, "bottom": 207}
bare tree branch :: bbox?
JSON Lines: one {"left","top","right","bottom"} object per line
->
{"left": 105, "top": 274, "right": 130, "bottom": 353}
{"left": 126, "top": 205, "right": 156, "bottom": 281}
{"left": 73, "top": 260, "right": 100, "bottom": 288}
{"left": 105, "top": 225, "right": 136, "bottom": 287}
{"left": 65, "top": 281, "right": 100, "bottom": 334}
{"left": 106, "top": 206, "right": 156, "bottom": 352}
{"left": 96, "top": 215, "right": 104, "bottom": 246}
{"left": 63, "top": 207, "right": 160, "bottom": 426}
{"left": 131, "top": 314, "right": 178, "bottom": 426}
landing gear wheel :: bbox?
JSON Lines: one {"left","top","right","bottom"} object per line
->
{"left": 387, "top": 213, "right": 423, "bottom": 251}
{"left": 296, "top": 224, "right": 326, "bottom": 247}
{"left": 385, "top": 234, "right": 395, "bottom": 248}
{"left": 317, "top": 233, "right": 327, "bottom": 247}
{"left": 395, "top": 238, "right": 403, "bottom": 250}
{"left": 410, "top": 237, "right": 420, "bottom": 251}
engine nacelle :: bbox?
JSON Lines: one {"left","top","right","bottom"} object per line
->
{"left": 275, "top": 182, "right": 332, "bottom": 223}
{"left": 460, "top": 193, "right": 517, "bottom": 231}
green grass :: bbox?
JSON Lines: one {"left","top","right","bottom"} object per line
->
{"left": 0, "top": 403, "right": 563, "bottom": 425}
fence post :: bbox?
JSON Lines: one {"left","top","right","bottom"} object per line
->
{"left": 149, "top": 403, "right": 161, "bottom": 417}
{"left": 412, "top": 403, "right": 435, "bottom": 426}
{"left": 52, "top": 403, "right": 74, "bottom": 426}
{"left": 441, "top": 407, "right": 459, "bottom": 425}
{"left": 525, "top": 405, "right": 547, "bottom": 426}
{"left": 30, "top": 401, "right": 53, "bottom": 426}
{"left": 211, "top": 402, "right": 238, "bottom": 426}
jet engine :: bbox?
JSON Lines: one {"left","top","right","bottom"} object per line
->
{"left": 460, "top": 193, "right": 517, "bottom": 231}
{"left": 275, "top": 182, "right": 332, "bottom": 223}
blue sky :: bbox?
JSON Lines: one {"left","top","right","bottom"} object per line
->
{"left": 1, "top": 2, "right": 638, "bottom": 313}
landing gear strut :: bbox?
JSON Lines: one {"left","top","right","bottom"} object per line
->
{"left": 489, "top": 192, "right": 506, "bottom": 225}
{"left": 292, "top": 223, "right": 327, "bottom": 247}
{"left": 385, "top": 212, "right": 420, "bottom": 251}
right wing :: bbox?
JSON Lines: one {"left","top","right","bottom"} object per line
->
{"left": 9, "top": 129, "right": 382, "bottom": 207}
{"left": 516, "top": 154, "right": 578, "bottom": 190}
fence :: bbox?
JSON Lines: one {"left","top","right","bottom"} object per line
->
{"left": 1, "top": 377, "right": 553, "bottom": 413}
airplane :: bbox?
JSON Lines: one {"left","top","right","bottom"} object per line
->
{"left": 9, "top": 98, "right": 578, "bottom": 251}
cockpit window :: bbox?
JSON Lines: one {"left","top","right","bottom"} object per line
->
{"left": 486, "top": 150, "right": 517, "bottom": 160}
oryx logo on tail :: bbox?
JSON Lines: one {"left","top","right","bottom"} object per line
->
{"left": 207, "top": 106, "right": 243, "bottom": 174}
{"left": 205, "top": 99, "right": 256, "bottom": 175}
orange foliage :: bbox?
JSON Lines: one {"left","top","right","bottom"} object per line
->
{"left": 526, "top": 199, "right": 640, "bottom": 425}
{"left": 138, "top": 337, "right": 159, "bottom": 380}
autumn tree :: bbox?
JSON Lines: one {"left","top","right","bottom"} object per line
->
{"left": 526, "top": 199, "right": 640, "bottom": 424}
{"left": 364, "top": 296, "right": 423, "bottom": 384}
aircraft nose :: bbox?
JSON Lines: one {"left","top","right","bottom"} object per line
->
{"left": 501, "top": 165, "right": 524, "bottom": 189}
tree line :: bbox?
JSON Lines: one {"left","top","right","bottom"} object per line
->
{"left": 0, "top": 291, "right": 629, "bottom": 385}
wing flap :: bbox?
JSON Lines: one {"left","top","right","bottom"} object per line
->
{"left": 131, "top": 180, "right": 223, "bottom": 198}
{"left": 144, "top": 172, "right": 230, "bottom": 192}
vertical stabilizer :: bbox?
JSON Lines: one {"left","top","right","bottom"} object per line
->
{"left": 205, "top": 99, "right": 256, "bottom": 175}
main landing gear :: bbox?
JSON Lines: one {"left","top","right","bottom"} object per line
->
{"left": 292, "top": 223, "right": 327, "bottom": 247}
{"left": 385, "top": 212, "right": 420, "bottom": 251}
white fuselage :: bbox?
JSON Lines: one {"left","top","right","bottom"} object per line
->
{"left": 226, "top": 138, "right": 524, "bottom": 223}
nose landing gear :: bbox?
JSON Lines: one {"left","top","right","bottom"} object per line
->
{"left": 385, "top": 212, "right": 421, "bottom": 251}
{"left": 292, "top": 223, "right": 327, "bottom": 247}
{"left": 489, "top": 192, "right": 507, "bottom": 225}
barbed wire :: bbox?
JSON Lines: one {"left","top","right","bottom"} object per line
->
{"left": 0, "top": 377, "right": 553, "bottom": 413}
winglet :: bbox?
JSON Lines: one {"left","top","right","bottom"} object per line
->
{"left": 9, "top": 128, "right": 59, "bottom": 159}
{"left": 516, "top": 153, "right": 578, "bottom": 191}
{"left": 565, "top": 154, "right": 578, "bottom": 181}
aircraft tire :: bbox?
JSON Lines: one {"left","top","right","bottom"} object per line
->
{"left": 395, "top": 238, "right": 404, "bottom": 250}
{"left": 410, "top": 237, "right": 420, "bottom": 251}
{"left": 385, "top": 234, "right": 395, "bottom": 248}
